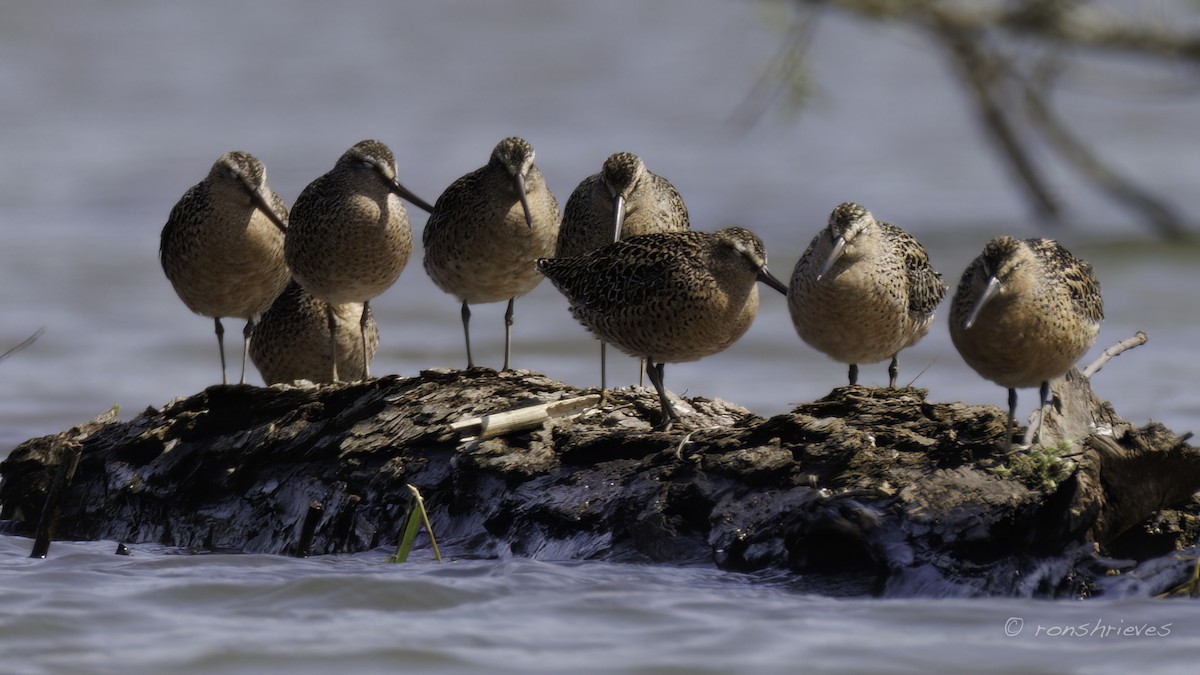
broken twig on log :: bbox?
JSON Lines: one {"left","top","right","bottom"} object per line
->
{"left": 450, "top": 394, "right": 601, "bottom": 442}
{"left": 1082, "top": 331, "right": 1149, "bottom": 379}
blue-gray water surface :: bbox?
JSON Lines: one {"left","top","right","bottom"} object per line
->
{"left": 2, "top": 1, "right": 1199, "bottom": 672}
{"left": 4, "top": 538, "right": 1200, "bottom": 675}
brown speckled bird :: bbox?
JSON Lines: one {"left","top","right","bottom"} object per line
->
{"left": 787, "top": 202, "right": 945, "bottom": 388}
{"left": 285, "top": 139, "right": 432, "bottom": 382}
{"left": 160, "top": 150, "right": 290, "bottom": 385}
{"left": 249, "top": 280, "right": 379, "bottom": 385}
{"left": 950, "top": 236, "right": 1103, "bottom": 449}
{"left": 557, "top": 152, "right": 690, "bottom": 390}
{"left": 556, "top": 152, "right": 689, "bottom": 257}
{"left": 537, "top": 227, "right": 788, "bottom": 428}
{"left": 423, "top": 136, "right": 561, "bottom": 371}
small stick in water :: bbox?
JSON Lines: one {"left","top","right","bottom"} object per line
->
{"left": 29, "top": 441, "right": 83, "bottom": 559}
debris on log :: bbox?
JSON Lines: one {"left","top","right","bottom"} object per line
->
{"left": 1, "top": 337, "right": 1197, "bottom": 598}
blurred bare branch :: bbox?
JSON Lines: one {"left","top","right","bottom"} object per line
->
{"left": 934, "top": 16, "right": 1063, "bottom": 223}
{"left": 822, "top": 0, "right": 1200, "bottom": 62}
{"left": 748, "top": 0, "right": 1199, "bottom": 237}
{"left": 0, "top": 328, "right": 44, "bottom": 364}
{"left": 729, "top": 11, "right": 822, "bottom": 130}
{"left": 1023, "top": 58, "right": 1189, "bottom": 237}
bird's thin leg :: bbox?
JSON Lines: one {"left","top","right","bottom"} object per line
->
{"left": 240, "top": 318, "right": 255, "bottom": 385}
{"left": 1032, "top": 380, "right": 1051, "bottom": 446}
{"left": 645, "top": 357, "right": 678, "bottom": 430}
{"left": 326, "top": 304, "right": 340, "bottom": 382}
{"left": 888, "top": 354, "right": 899, "bottom": 388}
{"left": 502, "top": 297, "right": 515, "bottom": 372}
{"left": 639, "top": 358, "right": 646, "bottom": 387}
{"left": 599, "top": 340, "right": 609, "bottom": 405}
{"left": 461, "top": 301, "right": 474, "bottom": 369}
{"left": 657, "top": 362, "right": 679, "bottom": 424}
{"left": 360, "top": 301, "right": 372, "bottom": 380}
{"left": 214, "top": 317, "right": 228, "bottom": 386}
{"left": 848, "top": 363, "right": 859, "bottom": 386}
{"left": 1006, "top": 387, "right": 1018, "bottom": 453}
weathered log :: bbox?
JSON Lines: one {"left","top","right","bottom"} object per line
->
{"left": 1, "top": 359, "right": 1197, "bottom": 597}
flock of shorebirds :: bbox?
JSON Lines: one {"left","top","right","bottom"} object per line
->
{"left": 159, "top": 137, "right": 1104, "bottom": 446}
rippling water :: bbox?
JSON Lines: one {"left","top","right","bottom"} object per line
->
{"left": 3, "top": 538, "right": 1200, "bottom": 674}
{"left": 2, "top": 1, "right": 1199, "bottom": 672}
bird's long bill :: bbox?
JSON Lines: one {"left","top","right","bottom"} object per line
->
{"left": 612, "top": 195, "right": 626, "bottom": 243}
{"left": 250, "top": 187, "right": 289, "bottom": 233}
{"left": 514, "top": 173, "right": 533, "bottom": 229}
{"left": 817, "top": 236, "right": 846, "bottom": 281}
{"left": 758, "top": 267, "right": 789, "bottom": 295}
{"left": 388, "top": 178, "right": 436, "bottom": 214}
{"left": 963, "top": 276, "right": 1002, "bottom": 330}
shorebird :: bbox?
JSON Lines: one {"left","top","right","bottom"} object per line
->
{"left": 537, "top": 227, "right": 788, "bottom": 428}
{"left": 249, "top": 280, "right": 379, "bottom": 385}
{"left": 949, "top": 236, "right": 1103, "bottom": 450}
{"left": 285, "top": 139, "right": 433, "bottom": 382}
{"left": 423, "top": 136, "right": 560, "bottom": 371}
{"left": 557, "top": 152, "right": 690, "bottom": 390}
{"left": 557, "top": 152, "right": 689, "bottom": 257}
{"left": 160, "top": 150, "right": 290, "bottom": 385}
{"left": 787, "top": 202, "right": 945, "bottom": 388}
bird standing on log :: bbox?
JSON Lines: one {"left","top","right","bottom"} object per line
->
{"left": 285, "top": 139, "right": 433, "bottom": 382}
{"left": 949, "top": 236, "right": 1104, "bottom": 450}
{"left": 538, "top": 227, "right": 788, "bottom": 429}
{"left": 556, "top": 151, "right": 690, "bottom": 391}
{"left": 160, "top": 150, "right": 290, "bottom": 385}
{"left": 556, "top": 152, "right": 689, "bottom": 257}
{"left": 787, "top": 202, "right": 945, "bottom": 388}
{"left": 423, "top": 137, "right": 561, "bottom": 371}
{"left": 249, "top": 280, "right": 379, "bottom": 385}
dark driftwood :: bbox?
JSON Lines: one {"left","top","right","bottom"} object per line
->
{"left": 2, "top": 361, "right": 1198, "bottom": 597}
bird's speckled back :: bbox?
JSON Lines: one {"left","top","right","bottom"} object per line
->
{"left": 249, "top": 280, "right": 379, "bottom": 385}
{"left": 538, "top": 227, "right": 771, "bottom": 363}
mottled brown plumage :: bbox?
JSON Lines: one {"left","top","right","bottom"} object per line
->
{"left": 537, "top": 227, "right": 787, "bottom": 427}
{"left": 249, "top": 280, "right": 379, "bottom": 385}
{"left": 556, "top": 152, "right": 689, "bottom": 257}
{"left": 423, "top": 137, "right": 561, "bottom": 371}
{"left": 556, "top": 152, "right": 690, "bottom": 391}
{"left": 787, "top": 202, "right": 946, "bottom": 387}
{"left": 285, "top": 139, "right": 432, "bottom": 381}
{"left": 160, "top": 150, "right": 290, "bottom": 385}
{"left": 950, "top": 236, "right": 1104, "bottom": 449}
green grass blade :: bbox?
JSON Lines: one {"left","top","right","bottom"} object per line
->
{"left": 410, "top": 484, "right": 443, "bottom": 563}
{"left": 386, "top": 484, "right": 442, "bottom": 563}
{"left": 386, "top": 490, "right": 422, "bottom": 563}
